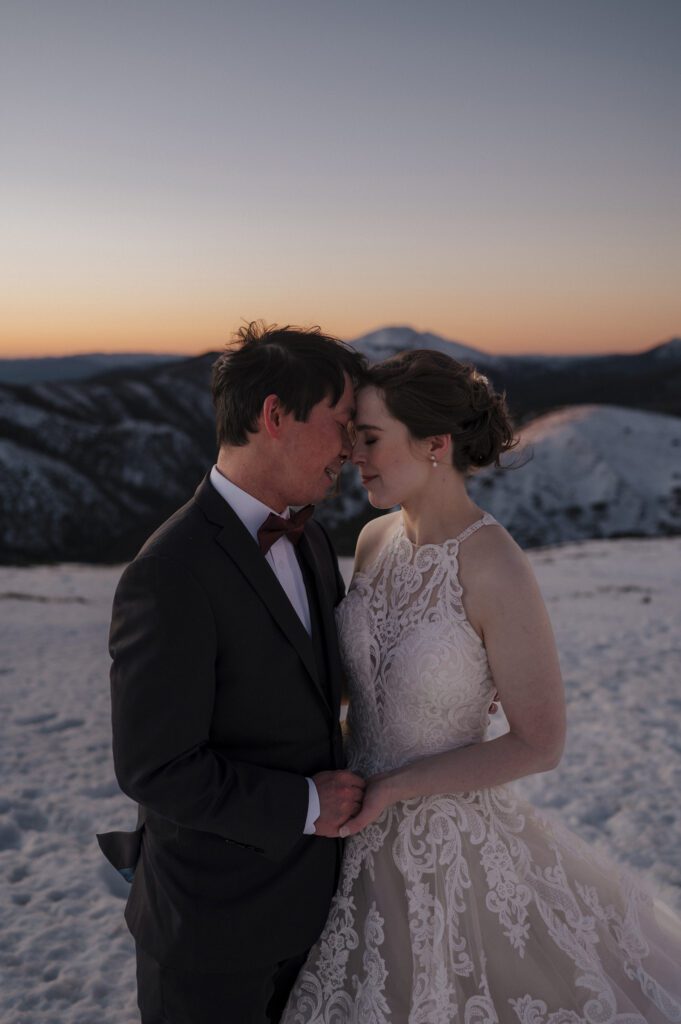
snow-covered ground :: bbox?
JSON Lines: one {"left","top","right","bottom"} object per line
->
{"left": 1, "top": 537, "right": 680, "bottom": 1023}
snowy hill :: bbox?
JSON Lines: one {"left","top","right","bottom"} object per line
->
{"left": 468, "top": 405, "right": 681, "bottom": 547}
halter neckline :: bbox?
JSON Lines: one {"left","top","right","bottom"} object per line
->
{"left": 396, "top": 511, "right": 497, "bottom": 551}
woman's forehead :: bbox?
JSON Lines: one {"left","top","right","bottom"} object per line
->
{"left": 356, "top": 386, "right": 385, "bottom": 415}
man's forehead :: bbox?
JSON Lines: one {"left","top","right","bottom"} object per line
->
{"left": 336, "top": 394, "right": 356, "bottom": 419}
{"left": 328, "top": 377, "right": 356, "bottom": 417}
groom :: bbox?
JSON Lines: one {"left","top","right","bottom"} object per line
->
{"left": 99, "top": 323, "right": 367, "bottom": 1023}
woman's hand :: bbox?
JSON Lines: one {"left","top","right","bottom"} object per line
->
{"left": 339, "top": 774, "right": 393, "bottom": 838}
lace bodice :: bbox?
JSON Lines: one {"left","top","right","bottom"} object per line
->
{"left": 337, "top": 513, "right": 498, "bottom": 776}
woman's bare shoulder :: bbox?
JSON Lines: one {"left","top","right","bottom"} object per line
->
{"left": 459, "top": 519, "right": 547, "bottom": 636}
{"left": 354, "top": 511, "right": 401, "bottom": 574}
{"left": 461, "top": 518, "right": 537, "bottom": 592}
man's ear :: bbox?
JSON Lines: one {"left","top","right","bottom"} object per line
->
{"left": 261, "top": 394, "right": 286, "bottom": 439}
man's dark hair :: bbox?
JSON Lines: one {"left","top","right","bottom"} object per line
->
{"left": 211, "top": 321, "right": 367, "bottom": 447}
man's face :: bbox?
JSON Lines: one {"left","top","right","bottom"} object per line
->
{"left": 277, "top": 373, "right": 355, "bottom": 507}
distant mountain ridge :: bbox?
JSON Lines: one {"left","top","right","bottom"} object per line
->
{"left": 0, "top": 328, "right": 680, "bottom": 562}
{"left": 0, "top": 353, "right": 182, "bottom": 385}
{"left": 349, "top": 326, "right": 503, "bottom": 369}
{"left": 351, "top": 324, "right": 680, "bottom": 363}
{"left": 350, "top": 328, "right": 681, "bottom": 422}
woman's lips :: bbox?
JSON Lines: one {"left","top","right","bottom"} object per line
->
{"left": 361, "top": 475, "right": 377, "bottom": 486}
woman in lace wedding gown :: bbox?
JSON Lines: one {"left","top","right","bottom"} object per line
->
{"left": 282, "top": 350, "right": 681, "bottom": 1024}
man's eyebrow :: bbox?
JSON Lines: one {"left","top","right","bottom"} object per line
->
{"left": 354, "top": 423, "right": 383, "bottom": 432}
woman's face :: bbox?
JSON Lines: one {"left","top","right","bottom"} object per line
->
{"left": 350, "top": 386, "right": 431, "bottom": 509}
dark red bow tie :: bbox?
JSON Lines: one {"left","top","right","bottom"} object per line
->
{"left": 257, "top": 505, "right": 314, "bottom": 555}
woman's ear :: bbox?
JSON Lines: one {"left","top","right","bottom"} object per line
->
{"left": 427, "top": 434, "right": 451, "bottom": 465}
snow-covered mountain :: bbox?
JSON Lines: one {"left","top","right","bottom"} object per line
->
{"left": 350, "top": 326, "right": 503, "bottom": 370}
{"left": 468, "top": 405, "right": 681, "bottom": 547}
{"left": 0, "top": 332, "right": 680, "bottom": 562}
{"left": 0, "top": 355, "right": 215, "bottom": 562}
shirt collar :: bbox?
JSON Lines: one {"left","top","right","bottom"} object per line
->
{"left": 209, "top": 465, "right": 289, "bottom": 544}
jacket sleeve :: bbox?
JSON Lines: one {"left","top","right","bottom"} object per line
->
{"left": 109, "top": 553, "right": 309, "bottom": 861}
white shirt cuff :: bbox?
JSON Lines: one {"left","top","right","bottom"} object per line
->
{"left": 303, "top": 777, "right": 320, "bottom": 834}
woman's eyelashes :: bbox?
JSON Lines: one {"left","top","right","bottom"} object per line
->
{"left": 350, "top": 429, "right": 377, "bottom": 451}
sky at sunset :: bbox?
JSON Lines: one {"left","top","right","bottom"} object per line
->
{"left": 1, "top": 0, "right": 680, "bottom": 358}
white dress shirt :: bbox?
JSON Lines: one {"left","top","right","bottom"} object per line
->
{"left": 209, "top": 466, "right": 320, "bottom": 834}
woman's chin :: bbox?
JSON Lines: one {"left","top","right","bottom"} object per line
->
{"left": 366, "top": 489, "right": 394, "bottom": 511}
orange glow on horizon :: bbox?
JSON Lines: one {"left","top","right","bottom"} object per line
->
{"left": 2, "top": 257, "right": 678, "bottom": 358}
{"left": 0, "top": 306, "right": 678, "bottom": 360}
{"left": 0, "top": 271, "right": 678, "bottom": 360}
{"left": 0, "top": 328, "right": 676, "bottom": 361}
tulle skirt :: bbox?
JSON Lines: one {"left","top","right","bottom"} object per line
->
{"left": 282, "top": 786, "right": 681, "bottom": 1023}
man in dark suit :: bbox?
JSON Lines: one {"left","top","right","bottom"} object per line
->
{"left": 99, "top": 323, "right": 367, "bottom": 1023}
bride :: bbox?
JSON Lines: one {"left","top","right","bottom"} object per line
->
{"left": 282, "top": 349, "right": 681, "bottom": 1023}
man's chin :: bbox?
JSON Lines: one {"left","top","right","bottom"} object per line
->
{"left": 304, "top": 475, "right": 338, "bottom": 504}
{"left": 323, "top": 475, "right": 342, "bottom": 500}
{"left": 296, "top": 472, "right": 342, "bottom": 507}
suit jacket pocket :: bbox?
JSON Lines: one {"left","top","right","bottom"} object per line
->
{"left": 97, "top": 825, "right": 144, "bottom": 883}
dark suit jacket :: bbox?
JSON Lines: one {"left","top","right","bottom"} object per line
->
{"left": 99, "top": 475, "right": 346, "bottom": 972}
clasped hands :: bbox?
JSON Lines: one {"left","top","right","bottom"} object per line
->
{"left": 312, "top": 692, "right": 501, "bottom": 840}
{"left": 312, "top": 769, "right": 391, "bottom": 840}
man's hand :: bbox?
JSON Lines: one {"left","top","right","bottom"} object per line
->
{"left": 312, "top": 770, "right": 366, "bottom": 838}
{"left": 337, "top": 776, "right": 390, "bottom": 838}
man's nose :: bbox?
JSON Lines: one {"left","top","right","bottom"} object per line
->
{"left": 340, "top": 424, "right": 353, "bottom": 458}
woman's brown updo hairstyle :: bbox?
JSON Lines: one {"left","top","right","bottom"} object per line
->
{"left": 365, "top": 349, "right": 517, "bottom": 473}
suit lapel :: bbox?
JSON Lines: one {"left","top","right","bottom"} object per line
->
{"left": 298, "top": 532, "right": 343, "bottom": 714}
{"left": 195, "top": 476, "right": 329, "bottom": 712}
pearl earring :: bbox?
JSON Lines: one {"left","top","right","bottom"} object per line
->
{"left": 430, "top": 455, "right": 438, "bottom": 469}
